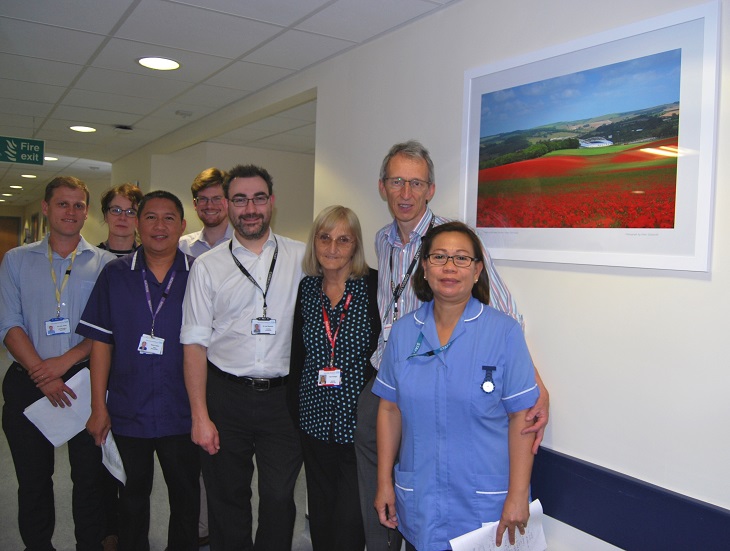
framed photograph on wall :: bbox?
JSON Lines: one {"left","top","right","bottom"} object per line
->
{"left": 461, "top": 2, "right": 719, "bottom": 271}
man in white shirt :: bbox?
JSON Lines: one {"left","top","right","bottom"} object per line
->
{"left": 178, "top": 167, "right": 233, "bottom": 258}
{"left": 181, "top": 164, "right": 304, "bottom": 551}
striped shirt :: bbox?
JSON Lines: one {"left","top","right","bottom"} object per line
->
{"left": 371, "top": 208, "right": 522, "bottom": 370}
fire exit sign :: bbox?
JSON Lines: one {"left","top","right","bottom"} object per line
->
{"left": 0, "top": 136, "right": 45, "bottom": 165}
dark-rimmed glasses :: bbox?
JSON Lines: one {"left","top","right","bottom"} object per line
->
{"left": 194, "top": 195, "right": 225, "bottom": 206}
{"left": 383, "top": 177, "right": 431, "bottom": 191}
{"left": 230, "top": 195, "right": 270, "bottom": 207}
{"left": 107, "top": 206, "right": 137, "bottom": 218}
{"left": 425, "top": 253, "right": 478, "bottom": 268}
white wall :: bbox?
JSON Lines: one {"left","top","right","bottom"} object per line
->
{"left": 112, "top": 0, "right": 730, "bottom": 541}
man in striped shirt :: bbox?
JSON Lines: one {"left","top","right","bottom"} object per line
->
{"left": 355, "top": 140, "right": 550, "bottom": 551}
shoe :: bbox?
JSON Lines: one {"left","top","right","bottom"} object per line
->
{"left": 198, "top": 535, "right": 210, "bottom": 547}
{"left": 102, "top": 535, "right": 119, "bottom": 551}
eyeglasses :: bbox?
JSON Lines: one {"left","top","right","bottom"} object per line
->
{"left": 383, "top": 177, "right": 431, "bottom": 191}
{"left": 425, "top": 253, "right": 478, "bottom": 268}
{"left": 230, "top": 195, "right": 270, "bottom": 207}
{"left": 316, "top": 233, "right": 355, "bottom": 247}
{"left": 107, "top": 206, "right": 137, "bottom": 218}
{"left": 194, "top": 195, "right": 225, "bottom": 206}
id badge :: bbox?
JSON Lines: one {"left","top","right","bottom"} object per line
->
{"left": 382, "top": 323, "right": 393, "bottom": 342}
{"left": 45, "top": 317, "right": 71, "bottom": 336}
{"left": 138, "top": 334, "right": 164, "bottom": 355}
{"left": 252, "top": 318, "right": 276, "bottom": 335}
{"left": 318, "top": 367, "right": 342, "bottom": 387}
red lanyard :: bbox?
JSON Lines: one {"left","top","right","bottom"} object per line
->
{"left": 322, "top": 292, "right": 352, "bottom": 366}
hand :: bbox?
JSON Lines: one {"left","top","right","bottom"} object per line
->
{"left": 38, "top": 378, "right": 77, "bottom": 408}
{"left": 86, "top": 408, "right": 112, "bottom": 446}
{"left": 496, "top": 494, "right": 530, "bottom": 547}
{"left": 374, "top": 483, "right": 398, "bottom": 529}
{"left": 30, "top": 357, "right": 69, "bottom": 387}
{"left": 192, "top": 417, "right": 220, "bottom": 455}
{"left": 522, "top": 388, "right": 549, "bottom": 454}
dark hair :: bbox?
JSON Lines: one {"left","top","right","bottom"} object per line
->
{"left": 44, "top": 176, "right": 89, "bottom": 204}
{"left": 191, "top": 167, "right": 227, "bottom": 199}
{"left": 223, "top": 164, "right": 273, "bottom": 197}
{"left": 412, "top": 221, "right": 490, "bottom": 304}
{"left": 379, "top": 140, "right": 435, "bottom": 184}
{"left": 137, "top": 190, "right": 185, "bottom": 220}
{"left": 101, "top": 183, "right": 144, "bottom": 214}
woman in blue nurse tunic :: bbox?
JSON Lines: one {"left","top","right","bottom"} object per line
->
{"left": 373, "top": 221, "right": 539, "bottom": 551}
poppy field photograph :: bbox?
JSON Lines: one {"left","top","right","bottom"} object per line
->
{"left": 477, "top": 50, "right": 681, "bottom": 229}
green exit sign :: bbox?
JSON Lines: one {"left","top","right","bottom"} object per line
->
{"left": 0, "top": 136, "right": 45, "bottom": 165}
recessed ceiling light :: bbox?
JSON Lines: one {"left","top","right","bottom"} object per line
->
{"left": 45, "top": 156, "right": 58, "bottom": 161}
{"left": 2, "top": 193, "right": 12, "bottom": 197}
{"left": 21, "top": 174, "right": 36, "bottom": 179}
{"left": 138, "top": 57, "right": 180, "bottom": 71}
{"left": 0, "top": 199, "right": 5, "bottom": 203}
{"left": 10, "top": 185, "right": 23, "bottom": 189}
{"left": 70, "top": 125, "right": 96, "bottom": 133}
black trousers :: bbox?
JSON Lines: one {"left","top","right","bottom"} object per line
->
{"left": 202, "top": 372, "right": 302, "bottom": 551}
{"left": 114, "top": 433, "right": 200, "bottom": 551}
{"left": 2, "top": 362, "right": 106, "bottom": 551}
{"left": 301, "top": 431, "right": 364, "bottom": 551}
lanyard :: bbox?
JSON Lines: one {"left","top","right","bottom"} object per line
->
{"left": 322, "top": 291, "right": 352, "bottom": 366}
{"left": 141, "top": 268, "right": 176, "bottom": 337}
{"left": 386, "top": 218, "right": 435, "bottom": 323}
{"left": 408, "top": 331, "right": 453, "bottom": 359}
{"left": 229, "top": 237, "right": 278, "bottom": 319}
{"left": 48, "top": 242, "right": 78, "bottom": 317}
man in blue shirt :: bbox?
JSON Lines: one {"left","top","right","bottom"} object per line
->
{"left": 1, "top": 176, "right": 115, "bottom": 551}
{"left": 78, "top": 191, "right": 199, "bottom": 551}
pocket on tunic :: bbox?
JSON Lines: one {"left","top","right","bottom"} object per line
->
{"left": 393, "top": 466, "right": 419, "bottom": 538}
{"left": 473, "top": 473, "right": 509, "bottom": 522}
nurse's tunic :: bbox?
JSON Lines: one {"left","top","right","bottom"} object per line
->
{"left": 373, "top": 297, "right": 539, "bottom": 551}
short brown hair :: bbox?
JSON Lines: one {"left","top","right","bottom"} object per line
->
{"left": 100, "top": 183, "right": 144, "bottom": 214}
{"left": 44, "top": 176, "right": 89, "bottom": 204}
{"left": 191, "top": 168, "right": 226, "bottom": 199}
{"left": 412, "top": 221, "right": 490, "bottom": 304}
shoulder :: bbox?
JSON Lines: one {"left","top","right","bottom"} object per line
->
{"left": 274, "top": 233, "right": 305, "bottom": 251}
{"left": 179, "top": 230, "right": 202, "bottom": 244}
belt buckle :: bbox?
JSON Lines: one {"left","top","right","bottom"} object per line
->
{"left": 251, "top": 378, "right": 271, "bottom": 391}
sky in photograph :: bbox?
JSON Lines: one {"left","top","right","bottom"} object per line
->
{"left": 480, "top": 49, "right": 681, "bottom": 137}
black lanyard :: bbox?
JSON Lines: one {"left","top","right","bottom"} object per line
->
{"left": 386, "top": 217, "right": 435, "bottom": 322}
{"left": 229, "top": 237, "right": 278, "bottom": 319}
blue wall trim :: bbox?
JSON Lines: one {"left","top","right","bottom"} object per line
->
{"left": 531, "top": 448, "right": 730, "bottom": 550}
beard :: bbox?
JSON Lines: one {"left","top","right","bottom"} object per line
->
{"left": 233, "top": 213, "right": 270, "bottom": 241}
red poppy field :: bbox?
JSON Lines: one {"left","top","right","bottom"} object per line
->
{"left": 477, "top": 138, "right": 678, "bottom": 228}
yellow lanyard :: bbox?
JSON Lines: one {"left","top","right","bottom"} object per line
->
{"left": 48, "top": 242, "right": 78, "bottom": 318}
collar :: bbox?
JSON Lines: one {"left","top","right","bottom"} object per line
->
{"left": 130, "top": 247, "right": 191, "bottom": 272}
{"left": 198, "top": 224, "right": 233, "bottom": 247}
{"left": 31, "top": 234, "right": 95, "bottom": 258}
{"left": 413, "top": 297, "right": 484, "bottom": 350}
{"left": 231, "top": 229, "right": 276, "bottom": 255}
{"left": 386, "top": 208, "right": 435, "bottom": 247}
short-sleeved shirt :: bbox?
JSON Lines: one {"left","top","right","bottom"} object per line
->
{"left": 77, "top": 248, "right": 193, "bottom": 438}
{"left": 178, "top": 225, "right": 233, "bottom": 258}
{"left": 0, "top": 235, "right": 114, "bottom": 361}
{"left": 181, "top": 231, "right": 305, "bottom": 377}
{"left": 293, "top": 274, "right": 375, "bottom": 444}
{"left": 373, "top": 297, "right": 538, "bottom": 551}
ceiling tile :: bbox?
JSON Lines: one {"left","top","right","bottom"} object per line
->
{"left": 62, "top": 89, "right": 164, "bottom": 115}
{"left": 116, "top": 0, "right": 283, "bottom": 59}
{"left": 0, "top": 19, "right": 105, "bottom": 64}
{"left": 0, "top": 79, "right": 66, "bottom": 103}
{"left": 0, "top": 0, "right": 136, "bottom": 34}
{"left": 0, "top": 99, "right": 53, "bottom": 118}
{"left": 169, "top": 0, "right": 332, "bottom": 27}
{"left": 296, "top": 0, "right": 434, "bottom": 42}
{"left": 206, "top": 61, "right": 294, "bottom": 90}
{"left": 174, "top": 84, "right": 247, "bottom": 109}
{"left": 74, "top": 67, "right": 192, "bottom": 100}
{"left": 0, "top": 53, "right": 82, "bottom": 87}
{"left": 243, "top": 29, "right": 354, "bottom": 70}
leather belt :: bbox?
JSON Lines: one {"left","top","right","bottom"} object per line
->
{"left": 207, "top": 361, "right": 287, "bottom": 391}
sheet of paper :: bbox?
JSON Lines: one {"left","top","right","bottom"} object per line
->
{"left": 102, "top": 431, "right": 126, "bottom": 485}
{"left": 23, "top": 368, "right": 92, "bottom": 447}
{"left": 450, "top": 499, "right": 548, "bottom": 551}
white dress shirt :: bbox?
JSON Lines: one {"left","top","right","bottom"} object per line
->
{"left": 180, "top": 230, "right": 304, "bottom": 378}
{"left": 178, "top": 225, "right": 233, "bottom": 258}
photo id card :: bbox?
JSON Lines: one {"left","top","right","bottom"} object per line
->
{"left": 252, "top": 318, "right": 276, "bottom": 335}
{"left": 138, "top": 334, "right": 164, "bottom": 355}
{"left": 382, "top": 323, "right": 393, "bottom": 343}
{"left": 318, "top": 367, "right": 342, "bottom": 387}
{"left": 45, "top": 317, "right": 71, "bottom": 336}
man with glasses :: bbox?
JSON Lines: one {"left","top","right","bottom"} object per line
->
{"left": 181, "top": 164, "right": 304, "bottom": 550}
{"left": 355, "top": 140, "right": 550, "bottom": 551}
{"left": 179, "top": 168, "right": 233, "bottom": 258}
{"left": 178, "top": 167, "right": 232, "bottom": 547}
